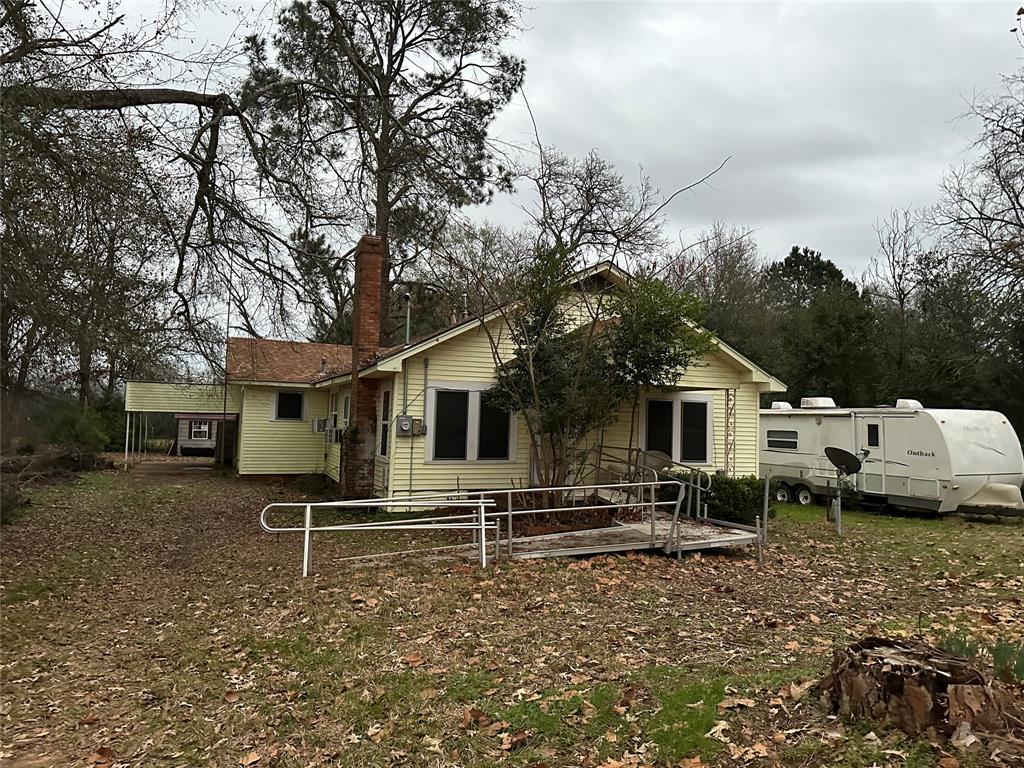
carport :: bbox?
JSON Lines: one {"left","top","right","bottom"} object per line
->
{"left": 124, "top": 381, "right": 242, "bottom": 469}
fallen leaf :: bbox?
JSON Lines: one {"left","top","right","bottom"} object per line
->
{"left": 225, "top": 691, "right": 240, "bottom": 703}
{"left": 239, "top": 752, "right": 260, "bottom": 766}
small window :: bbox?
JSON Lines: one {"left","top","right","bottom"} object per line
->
{"left": 681, "top": 400, "right": 710, "bottom": 463}
{"left": 478, "top": 394, "right": 510, "bottom": 460}
{"left": 766, "top": 429, "right": 798, "bottom": 450}
{"left": 328, "top": 392, "right": 339, "bottom": 428}
{"left": 867, "top": 423, "right": 880, "bottom": 448}
{"left": 433, "top": 390, "right": 469, "bottom": 460}
{"left": 379, "top": 390, "right": 392, "bottom": 457}
{"left": 342, "top": 395, "right": 350, "bottom": 426}
{"left": 190, "top": 420, "right": 210, "bottom": 440}
{"left": 645, "top": 400, "right": 674, "bottom": 456}
{"left": 276, "top": 391, "right": 304, "bottom": 420}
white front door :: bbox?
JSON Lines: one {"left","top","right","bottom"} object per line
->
{"left": 858, "top": 416, "right": 885, "bottom": 493}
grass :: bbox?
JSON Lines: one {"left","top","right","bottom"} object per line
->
{"left": 1, "top": 468, "right": 1021, "bottom": 767}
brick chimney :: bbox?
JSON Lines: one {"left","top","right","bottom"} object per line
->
{"left": 342, "top": 234, "right": 384, "bottom": 497}
{"left": 351, "top": 234, "right": 383, "bottom": 364}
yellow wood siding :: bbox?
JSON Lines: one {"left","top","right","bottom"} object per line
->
{"left": 380, "top": 319, "right": 763, "bottom": 493}
{"left": 387, "top": 322, "right": 532, "bottom": 495}
{"left": 323, "top": 384, "right": 349, "bottom": 483}
{"left": 592, "top": 353, "right": 757, "bottom": 477}
{"left": 125, "top": 382, "right": 241, "bottom": 413}
{"left": 237, "top": 386, "right": 329, "bottom": 475}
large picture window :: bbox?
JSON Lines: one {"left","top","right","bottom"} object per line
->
{"left": 645, "top": 400, "right": 674, "bottom": 456}
{"left": 276, "top": 391, "right": 304, "bottom": 420}
{"left": 680, "top": 400, "right": 709, "bottom": 463}
{"left": 428, "top": 385, "right": 514, "bottom": 462}
{"left": 478, "top": 394, "right": 511, "bottom": 460}
{"left": 641, "top": 393, "right": 714, "bottom": 466}
{"left": 433, "top": 390, "right": 469, "bottom": 459}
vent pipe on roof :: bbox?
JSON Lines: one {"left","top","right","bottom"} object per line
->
{"left": 403, "top": 292, "right": 412, "bottom": 346}
{"left": 461, "top": 291, "right": 469, "bottom": 320}
{"left": 319, "top": 356, "right": 327, "bottom": 374}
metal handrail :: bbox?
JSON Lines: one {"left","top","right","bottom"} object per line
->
{"left": 261, "top": 499, "right": 499, "bottom": 576}
{"left": 260, "top": 473, "right": 767, "bottom": 575}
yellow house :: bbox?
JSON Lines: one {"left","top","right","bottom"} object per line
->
{"left": 124, "top": 236, "right": 785, "bottom": 497}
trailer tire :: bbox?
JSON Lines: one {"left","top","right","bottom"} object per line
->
{"left": 775, "top": 484, "right": 793, "bottom": 503}
{"left": 796, "top": 485, "right": 815, "bottom": 506}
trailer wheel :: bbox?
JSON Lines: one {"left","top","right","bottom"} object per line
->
{"left": 775, "top": 484, "right": 793, "bottom": 503}
{"left": 796, "top": 486, "right": 815, "bottom": 506}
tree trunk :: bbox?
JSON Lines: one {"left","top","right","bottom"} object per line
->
{"left": 820, "top": 637, "right": 1019, "bottom": 738}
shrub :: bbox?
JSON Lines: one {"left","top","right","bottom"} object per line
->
{"left": 705, "top": 474, "right": 774, "bottom": 526}
{"left": 659, "top": 472, "right": 773, "bottom": 526}
{"left": 46, "top": 406, "right": 108, "bottom": 453}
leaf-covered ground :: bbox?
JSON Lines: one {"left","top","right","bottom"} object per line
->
{"left": 1, "top": 461, "right": 1022, "bottom": 768}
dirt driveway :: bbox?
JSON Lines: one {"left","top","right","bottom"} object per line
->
{"left": 1, "top": 462, "right": 1022, "bottom": 767}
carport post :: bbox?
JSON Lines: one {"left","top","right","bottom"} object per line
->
{"left": 123, "top": 412, "right": 131, "bottom": 470}
{"left": 143, "top": 415, "right": 149, "bottom": 456}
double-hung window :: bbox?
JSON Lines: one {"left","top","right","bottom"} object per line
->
{"left": 342, "top": 394, "right": 351, "bottom": 427}
{"left": 276, "top": 391, "right": 304, "bottom": 420}
{"left": 428, "top": 384, "right": 513, "bottom": 462}
{"left": 190, "top": 420, "right": 210, "bottom": 440}
{"left": 642, "top": 393, "right": 713, "bottom": 466}
{"left": 328, "top": 392, "right": 339, "bottom": 428}
{"left": 378, "top": 389, "right": 392, "bottom": 458}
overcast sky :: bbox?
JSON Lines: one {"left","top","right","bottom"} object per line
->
{"left": 128, "top": 0, "right": 1017, "bottom": 276}
{"left": 463, "top": 2, "right": 1017, "bottom": 275}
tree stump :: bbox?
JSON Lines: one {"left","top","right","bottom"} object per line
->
{"left": 820, "top": 637, "right": 1019, "bottom": 738}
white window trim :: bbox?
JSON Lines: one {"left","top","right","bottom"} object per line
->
{"left": 342, "top": 394, "right": 351, "bottom": 427}
{"left": 190, "top": 420, "right": 210, "bottom": 440}
{"left": 328, "top": 391, "right": 339, "bottom": 428}
{"left": 274, "top": 389, "right": 306, "bottom": 421}
{"left": 378, "top": 385, "right": 393, "bottom": 460}
{"left": 639, "top": 391, "right": 715, "bottom": 467}
{"left": 424, "top": 381, "right": 517, "bottom": 463}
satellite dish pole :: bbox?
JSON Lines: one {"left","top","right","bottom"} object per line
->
{"left": 823, "top": 447, "right": 863, "bottom": 537}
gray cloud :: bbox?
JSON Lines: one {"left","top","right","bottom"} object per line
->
{"left": 474, "top": 1, "right": 1016, "bottom": 274}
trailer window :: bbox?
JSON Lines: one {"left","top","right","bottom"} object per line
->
{"left": 867, "top": 423, "right": 880, "bottom": 447}
{"left": 766, "top": 429, "right": 798, "bottom": 450}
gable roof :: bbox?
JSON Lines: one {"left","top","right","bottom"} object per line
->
{"left": 226, "top": 337, "right": 353, "bottom": 384}
{"left": 228, "top": 260, "right": 785, "bottom": 392}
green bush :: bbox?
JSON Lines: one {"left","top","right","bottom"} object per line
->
{"left": 705, "top": 474, "right": 774, "bottom": 526}
{"left": 46, "top": 406, "right": 109, "bottom": 453}
{"left": 659, "top": 472, "right": 773, "bottom": 526}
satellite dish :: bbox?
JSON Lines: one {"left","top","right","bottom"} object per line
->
{"left": 825, "top": 446, "right": 862, "bottom": 476}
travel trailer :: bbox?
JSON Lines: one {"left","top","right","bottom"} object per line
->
{"left": 759, "top": 397, "right": 1024, "bottom": 514}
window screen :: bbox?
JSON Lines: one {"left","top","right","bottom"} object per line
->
{"left": 276, "top": 391, "right": 303, "bottom": 420}
{"left": 867, "top": 423, "right": 880, "bottom": 447}
{"left": 478, "top": 395, "right": 510, "bottom": 460}
{"left": 766, "top": 429, "right": 798, "bottom": 450}
{"left": 645, "top": 400, "right": 674, "bottom": 456}
{"left": 379, "top": 390, "right": 392, "bottom": 457}
{"left": 190, "top": 421, "right": 210, "bottom": 440}
{"left": 433, "top": 390, "right": 469, "bottom": 459}
{"left": 681, "top": 401, "right": 709, "bottom": 463}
